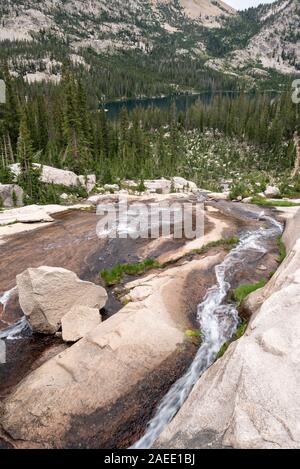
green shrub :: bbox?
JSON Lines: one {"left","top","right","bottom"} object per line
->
{"left": 229, "top": 182, "right": 251, "bottom": 200}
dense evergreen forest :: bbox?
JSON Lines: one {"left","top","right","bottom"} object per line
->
{"left": 0, "top": 63, "right": 299, "bottom": 204}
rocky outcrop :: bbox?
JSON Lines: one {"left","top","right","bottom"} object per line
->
{"left": 10, "top": 164, "right": 96, "bottom": 193}
{"left": 61, "top": 305, "right": 102, "bottom": 343}
{"left": 144, "top": 178, "right": 172, "bottom": 194}
{"left": 0, "top": 254, "right": 222, "bottom": 449}
{"left": 156, "top": 208, "right": 300, "bottom": 449}
{"left": 17, "top": 267, "right": 107, "bottom": 334}
{"left": 0, "top": 184, "right": 24, "bottom": 208}
{"left": 171, "top": 177, "right": 197, "bottom": 193}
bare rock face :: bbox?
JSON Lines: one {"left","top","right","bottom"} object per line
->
{"left": 16, "top": 267, "right": 107, "bottom": 334}
{"left": 156, "top": 209, "right": 300, "bottom": 449}
{"left": 0, "top": 256, "right": 223, "bottom": 448}
{"left": 61, "top": 305, "right": 102, "bottom": 343}
{"left": 0, "top": 184, "right": 24, "bottom": 208}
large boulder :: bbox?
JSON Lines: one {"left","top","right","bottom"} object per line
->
{"left": 207, "top": 191, "right": 230, "bottom": 201}
{"left": 10, "top": 164, "right": 96, "bottom": 193}
{"left": 16, "top": 267, "right": 107, "bottom": 334}
{"left": 156, "top": 209, "right": 300, "bottom": 449}
{"left": 61, "top": 305, "right": 102, "bottom": 343}
{"left": 144, "top": 178, "right": 171, "bottom": 194}
{"left": 171, "top": 177, "right": 198, "bottom": 193}
{"left": 0, "top": 184, "right": 24, "bottom": 208}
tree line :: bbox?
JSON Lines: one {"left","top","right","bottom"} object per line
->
{"left": 0, "top": 65, "right": 299, "bottom": 204}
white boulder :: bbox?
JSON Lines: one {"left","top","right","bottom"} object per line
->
{"left": 17, "top": 266, "right": 107, "bottom": 334}
{"left": 10, "top": 164, "right": 96, "bottom": 193}
{"left": 171, "top": 177, "right": 198, "bottom": 192}
{"left": 264, "top": 186, "right": 281, "bottom": 198}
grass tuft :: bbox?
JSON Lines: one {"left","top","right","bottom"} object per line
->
{"left": 233, "top": 279, "right": 267, "bottom": 306}
{"left": 185, "top": 329, "right": 201, "bottom": 338}
{"left": 277, "top": 237, "right": 286, "bottom": 264}
{"left": 251, "top": 196, "right": 300, "bottom": 207}
{"left": 191, "top": 236, "right": 240, "bottom": 256}
{"left": 100, "top": 258, "right": 161, "bottom": 286}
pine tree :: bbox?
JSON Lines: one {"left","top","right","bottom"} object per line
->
{"left": 17, "top": 110, "right": 38, "bottom": 201}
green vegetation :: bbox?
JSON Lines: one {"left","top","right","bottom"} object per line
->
{"left": 100, "top": 259, "right": 161, "bottom": 286}
{"left": 277, "top": 237, "right": 287, "bottom": 264}
{"left": 217, "top": 321, "right": 248, "bottom": 360}
{"left": 233, "top": 279, "right": 267, "bottom": 306}
{"left": 251, "top": 196, "right": 300, "bottom": 207}
{"left": 185, "top": 329, "right": 201, "bottom": 338}
{"left": 192, "top": 237, "right": 240, "bottom": 256}
{"left": 100, "top": 237, "right": 240, "bottom": 286}
{"left": 0, "top": 61, "right": 299, "bottom": 204}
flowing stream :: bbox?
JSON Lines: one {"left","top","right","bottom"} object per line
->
{"left": 132, "top": 214, "right": 283, "bottom": 449}
{"left": 0, "top": 287, "right": 30, "bottom": 340}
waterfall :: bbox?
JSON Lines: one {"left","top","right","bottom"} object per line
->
{"left": 132, "top": 216, "right": 282, "bottom": 449}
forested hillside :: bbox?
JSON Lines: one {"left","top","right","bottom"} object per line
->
{"left": 0, "top": 0, "right": 299, "bottom": 102}
{"left": 1, "top": 65, "right": 299, "bottom": 204}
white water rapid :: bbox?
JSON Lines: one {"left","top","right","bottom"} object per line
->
{"left": 132, "top": 216, "right": 283, "bottom": 449}
{"left": 0, "top": 287, "right": 30, "bottom": 340}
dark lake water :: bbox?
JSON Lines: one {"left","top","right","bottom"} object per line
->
{"left": 103, "top": 91, "right": 240, "bottom": 119}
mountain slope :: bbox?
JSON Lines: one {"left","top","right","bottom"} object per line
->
{"left": 0, "top": 0, "right": 298, "bottom": 95}
{"left": 205, "top": 0, "right": 300, "bottom": 75}
{"left": 228, "top": 0, "right": 300, "bottom": 74}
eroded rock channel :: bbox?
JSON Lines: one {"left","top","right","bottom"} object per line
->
{"left": 0, "top": 196, "right": 283, "bottom": 448}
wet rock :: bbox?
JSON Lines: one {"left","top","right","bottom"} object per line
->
{"left": 17, "top": 266, "right": 107, "bottom": 334}
{"left": 156, "top": 209, "right": 300, "bottom": 449}
{"left": 0, "top": 256, "right": 221, "bottom": 448}
{"left": 0, "top": 184, "right": 24, "bottom": 208}
{"left": 61, "top": 305, "right": 102, "bottom": 343}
